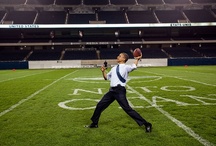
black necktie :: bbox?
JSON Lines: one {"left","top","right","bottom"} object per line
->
{"left": 116, "top": 65, "right": 126, "bottom": 83}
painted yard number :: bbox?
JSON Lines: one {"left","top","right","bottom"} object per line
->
{"left": 58, "top": 86, "right": 216, "bottom": 110}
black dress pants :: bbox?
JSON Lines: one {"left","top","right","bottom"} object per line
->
{"left": 91, "top": 85, "right": 148, "bottom": 126}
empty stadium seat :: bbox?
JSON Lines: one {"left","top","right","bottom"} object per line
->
{"left": 110, "top": 0, "right": 136, "bottom": 5}
{"left": 184, "top": 9, "right": 216, "bottom": 22}
{"left": 28, "top": 49, "right": 62, "bottom": 60}
{"left": 63, "top": 49, "right": 97, "bottom": 60}
{"left": 0, "top": 11, "right": 6, "bottom": 22}
{"left": 137, "top": 0, "right": 163, "bottom": 4}
{"left": 36, "top": 11, "right": 66, "bottom": 24}
{"left": 99, "top": 48, "right": 133, "bottom": 59}
{"left": 141, "top": 48, "right": 168, "bottom": 58}
{"left": 55, "top": 0, "right": 81, "bottom": 5}
{"left": 0, "top": 49, "right": 30, "bottom": 61}
{"left": 164, "top": 0, "right": 190, "bottom": 4}
{"left": 127, "top": 11, "right": 157, "bottom": 23}
{"left": 68, "top": 13, "right": 96, "bottom": 24}
{"left": 27, "top": 0, "right": 54, "bottom": 5}
{"left": 163, "top": 47, "right": 202, "bottom": 58}
{"left": 0, "top": 0, "right": 25, "bottom": 5}
{"left": 98, "top": 11, "right": 126, "bottom": 24}
{"left": 192, "top": 0, "right": 216, "bottom": 3}
{"left": 195, "top": 47, "right": 216, "bottom": 57}
{"left": 83, "top": 0, "right": 109, "bottom": 5}
{"left": 4, "top": 11, "right": 37, "bottom": 24}
{"left": 155, "top": 10, "right": 185, "bottom": 23}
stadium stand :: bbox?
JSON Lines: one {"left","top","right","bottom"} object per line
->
{"left": 63, "top": 49, "right": 97, "bottom": 60}
{"left": 155, "top": 10, "right": 185, "bottom": 23}
{"left": 164, "top": 0, "right": 191, "bottom": 4}
{"left": 163, "top": 47, "right": 202, "bottom": 58}
{"left": 127, "top": 11, "right": 158, "bottom": 23}
{"left": 68, "top": 13, "right": 96, "bottom": 24}
{"left": 0, "top": 11, "right": 6, "bottom": 22}
{"left": 0, "top": 0, "right": 215, "bottom": 62}
{"left": 55, "top": 0, "right": 81, "bottom": 5}
{"left": 99, "top": 48, "right": 133, "bottom": 59}
{"left": 192, "top": 0, "right": 216, "bottom": 3}
{"left": 0, "top": 48, "right": 29, "bottom": 61}
{"left": 28, "top": 49, "right": 62, "bottom": 60}
{"left": 0, "top": 0, "right": 25, "bottom": 5}
{"left": 137, "top": 0, "right": 163, "bottom": 4}
{"left": 98, "top": 11, "right": 127, "bottom": 24}
{"left": 4, "top": 11, "right": 37, "bottom": 24}
{"left": 110, "top": 0, "right": 136, "bottom": 5}
{"left": 83, "top": 0, "right": 109, "bottom": 5}
{"left": 195, "top": 47, "right": 216, "bottom": 57}
{"left": 183, "top": 9, "right": 216, "bottom": 22}
{"left": 141, "top": 48, "right": 168, "bottom": 58}
{"left": 35, "top": 11, "right": 66, "bottom": 24}
{"left": 27, "top": 0, "right": 54, "bottom": 5}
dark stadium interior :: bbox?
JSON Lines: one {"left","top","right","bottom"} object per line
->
{"left": 0, "top": 0, "right": 216, "bottom": 61}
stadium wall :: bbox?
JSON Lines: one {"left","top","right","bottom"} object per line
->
{"left": 28, "top": 60, "right": 81, "bottom": 69}
{"left": 1, "top": 58, "right": 216, "bottom": 69}
{"left": 168, "top": 58, "right": 216, "bottom": 66}
{"left": 27, "top": 59, "right": 168, "bottom": 69}
{"left": 0, "top": 61, "right": 28, "bottom": 70}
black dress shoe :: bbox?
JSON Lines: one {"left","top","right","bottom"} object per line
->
{"left": 85, "top": 123, "right": 98, "bottom": 128}
{"left": 145, "top": 123, "right": 152, "bottom": 133}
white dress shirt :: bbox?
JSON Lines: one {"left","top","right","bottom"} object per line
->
{"left": 107, "top": 63, "right": 137, "bottom": 87}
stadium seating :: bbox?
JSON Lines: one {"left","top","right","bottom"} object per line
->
{"left": 68, "top": 13, "right": 96, "bottom": 24}
{"left": 183, "top": 9, "right": 216, "bottom": 22}
{"left": 0, "top": 0, "right": 25, "bottom": 5}
{"left": 141, "top": 48, "right": 168, "bottom": 58}
{"left": 127, "top": 11, "right": 157, "bottom": 23}
{"left": 27, "top": 0, "right": 54, "bottom": 5}
{"left": 164, "top": 0, "right": 190, "bottom": 4}
{"left": 55, "top": 0, "right": 81, "bottom": 5}
{"left": 0, "top": 0, "right": 215, "bottom": 62}
{"left": 155, "top": 10, "right": 185, "bottom": 23}
{"left": 0, "top": 48, "right": 29, "bottom": 61}
{"left": 28, "top": 49, "right": 62, "bottom": 60}
{"left": 63, "top": 49, "right": 97, "bottom": 60}
{"left": 98, "top": 11, "right": 126, "bottom": 24}
{"left": 0, "top": 11, "right": 6, "bottom": 22}
{"left": 137, "top": 0, "right": 163, "bottom": 4}
{"left": 99, "top": 48, "right": 133, "bottom": 59}
{"left": 4, "top": 11, "right": 37, "bottom": 24}
{"left": 163, "top": 47, "right": 202, "bottom": 58}
{"left": 195, "top": 47, "right": 216, "bottom": 57}
{"left": 35, "top": 11, "right": 66, "bottom": 24}
{"left": 192, "top": 0, "right": 216, "bottom": 3}
{"left": 83, "top": 0, "right": 109, "bottom": 5}
{"left": 110, "top": 0, "right": 136, "bottom": 5}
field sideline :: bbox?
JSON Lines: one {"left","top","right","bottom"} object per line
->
{"left": 0, "top": 66, "right": 215, "bottom": 146}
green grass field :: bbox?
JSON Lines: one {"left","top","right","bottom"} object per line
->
{"left": 0, "top": 66, "right": 216, "bottom": 146}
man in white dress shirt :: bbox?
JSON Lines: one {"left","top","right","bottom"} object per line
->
{"left": 86, "top": 52, "right": 152, "bottom": 132}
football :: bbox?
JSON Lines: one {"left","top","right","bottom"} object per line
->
{"left": 133, "top": 48, "right": 142, "bottom": 57}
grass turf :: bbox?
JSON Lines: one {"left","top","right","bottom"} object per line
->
{"left": 0, "top": 66, "right": 215, "bottom": 146}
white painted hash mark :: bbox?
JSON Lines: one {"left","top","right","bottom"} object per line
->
{"left": 0, "top": 70, "right": 78, "bottom": 117}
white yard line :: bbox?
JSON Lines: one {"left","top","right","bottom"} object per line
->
{"left": 0, "top": 70, "right": 78, "bottom": 117}
{"left": 0, "top": 70, "right": 54, "bottom": 83}
{"left": 126, "top": 85, "right": 214, "bottom": 146}
{"left": 139, "top": 70, "right": 216, "bottom": 87}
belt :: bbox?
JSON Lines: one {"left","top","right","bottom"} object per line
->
{"left": 110, "top": 84, "right": 125, "bottom": 89}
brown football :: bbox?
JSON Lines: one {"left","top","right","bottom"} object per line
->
{"left": 133, "top": 48, "right": 142, "bottom": 57}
